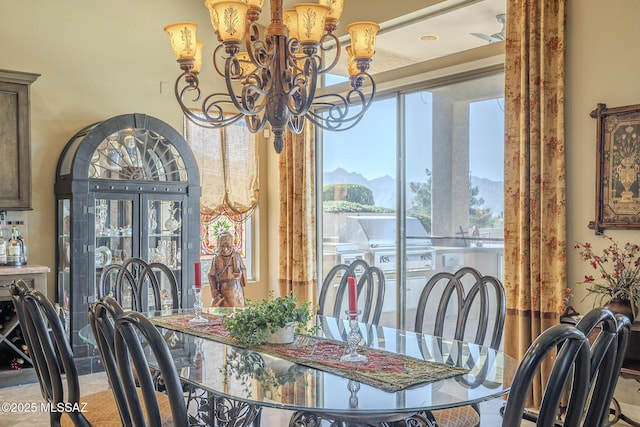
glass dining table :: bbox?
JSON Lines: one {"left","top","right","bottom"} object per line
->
{"left": 79, "top": 308, "right": 517, "bottom": 427}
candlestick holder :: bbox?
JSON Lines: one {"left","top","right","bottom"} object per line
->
{"left": 340, "top": 310, "right": 368, "bottom": 363}
{"left": 347, "top": 380, "right": 360, "bottom": 408}
{"left": 189, "top": 288, "right": 208, "bottom": 323}
{"left": 194, "top": 337, "right": 204, "bottom": 382}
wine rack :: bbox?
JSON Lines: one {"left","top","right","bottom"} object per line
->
{"left": 0, "top": 264, "right": 49, "bottom": 380}
{"left": 0, "top": 300, "right": 31, "bottom": 368}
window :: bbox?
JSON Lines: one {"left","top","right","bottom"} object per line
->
{"left": 185, "top": 118, "right": 258, "bottom": 281}
{"left": 319, "top": 71, "right": 504, "bottom": 329}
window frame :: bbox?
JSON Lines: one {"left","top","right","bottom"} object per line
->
{"left": 317, "top": 65, "right": 505, "bottom": 330}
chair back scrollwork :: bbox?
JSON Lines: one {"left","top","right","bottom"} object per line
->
{"left": 319, "top": 259, "right": 385, "bottom": 325}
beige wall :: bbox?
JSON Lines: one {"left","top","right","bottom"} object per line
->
{"left": 0, "top": 0, "right": 277, "bottom": 300}
{"left": 566, "top": 0, "right": 640, "bottom": 312}
{"left": 2, "top": 0, "right": 639, "bottom": 311}
{"left": 0, "top": 1, "right": 436, "bottom": 303}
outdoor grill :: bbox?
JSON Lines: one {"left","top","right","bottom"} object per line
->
{"left": 321, "top": 214, "right": 436, "bottom": 322}
{"left": 337, "top": 215, "right": 434, "bottom": 274}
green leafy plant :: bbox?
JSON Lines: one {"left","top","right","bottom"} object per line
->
{"left": 574, "top": 235, "right": 640, "bottom": 317}
{"left": 223, "top": 292, "right": 319, "bottom": 346}
{"left": 323, "top": 183, "right": 375, "bottom": 205}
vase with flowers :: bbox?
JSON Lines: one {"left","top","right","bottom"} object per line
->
{"left": 574, "top": 236, "right": 640, "bottom": 322}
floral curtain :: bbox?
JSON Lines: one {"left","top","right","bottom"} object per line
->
{"left": 504, "top": 0, "right": 567, "bottom": 406}
{"left": 278, "top": 122, "right": 317, "bottom": 305}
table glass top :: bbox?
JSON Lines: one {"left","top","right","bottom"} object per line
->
{"left": 79, "top": 308, "right": 516, "bottom": 419}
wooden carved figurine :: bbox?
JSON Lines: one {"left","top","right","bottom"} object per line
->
{"left": 208, "top": 231, "right": 246, "bottom": 307}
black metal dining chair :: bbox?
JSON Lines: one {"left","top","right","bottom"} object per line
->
{"left": 501, "top": 323, "right": 592, "bottom": 426}
{"left": 410, "top": 266, "right": 506, "bottom": 427}
{"left": 89, "top": 296, "right": 188, "bottom": 427}
{"left": 318, "top": 258, "right": 385, "bottom": 325}
{"left": 518, "top": 307, "right": 632, "bottom": 426}
{"left": 10, "top": 279, "right": 124, "bottom": 427}
{"left": 501, "top": 307, "right": 632, "bottom": 427}
{"left": 576, "top": 308, "right": 631, "bottom": 425}
{"left": 99, "top": 257, "right": 180, "bottom": 311}
{"left": 414, "top": 266, "right": 506, "bottom": 348}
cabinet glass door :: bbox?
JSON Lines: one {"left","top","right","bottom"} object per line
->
{"left": 146, "top": 197, "right": 183, "bottom": 305}
{"left": 147, "top": 199, "right": 182, "bottom": 268}
{"left": 94, "top": 196, "right": 136, "bottom": 298}
{"left": 57, "top": 198, "right": 71, "bottom": 332}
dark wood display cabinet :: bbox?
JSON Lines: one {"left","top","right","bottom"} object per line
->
{"left": 55, "top": 113, "right": 200, "bottom": 373}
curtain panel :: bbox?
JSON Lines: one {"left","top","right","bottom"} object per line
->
{"left": 278, "top": 122, "right": 317, "bottom": 305}
{"left": 504, "top": 0, "right": 567, "bottom": 406}
{"left": 186, "top": 117, "right": 259, "bottom": 219}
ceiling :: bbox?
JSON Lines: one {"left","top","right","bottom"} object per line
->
{"left": 260, "top": 0, "right": 506, "bottom": 77}
{"left": 367, "top": 0, "right": 506, "bottom": 75}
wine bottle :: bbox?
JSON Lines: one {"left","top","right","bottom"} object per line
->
{"left": 0, "top": 211, "right": 7, "bottom": 265}
{"left": 10, "top": 335, "right": 28, "bottom": 355}
{"left": 7, "top": 226, "right": 26, "bottom": 266}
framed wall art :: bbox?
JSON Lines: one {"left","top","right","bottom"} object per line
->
{"left": 589, "top": 103, "right": 640, "bottom": 233}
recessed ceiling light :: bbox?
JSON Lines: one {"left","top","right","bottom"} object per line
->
{"left": 420, "top": 34, "right": 439, "bottom": 41}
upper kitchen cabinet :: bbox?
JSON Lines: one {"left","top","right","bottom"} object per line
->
{"left": 0, "top": 69, "right": 40, "bottom": 210}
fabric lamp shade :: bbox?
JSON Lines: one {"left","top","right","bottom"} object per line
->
{"left": 236, "top": 52, "right": 256, "bottom": 75}
{"left": 204, "top": 0, "right": 220, "bottom": 32}
{"left": 246, "top": 0, "right": 264, "bottom": 8}
{"left": 346, "top": 45, "right": 358, "bottom": 77}
{"left": 212, "top": 1, "right": 249, "bottom": 42}
{"left": 164, "top": 22, "right": 199, "bottom": 60}
{"left": 294, "top": 3, "right": 329, "bottom": 43}
{"left": 318, "top": 0, "right": 344, "bottom": 27}
{"left": 283, "top": 9, "right": 299, "bottom": 40}
{"left": 346, "top": 21, "right": 379, "bottom": 59}
{"left": 192, "top": 40, "right": 205, "bottom": 73}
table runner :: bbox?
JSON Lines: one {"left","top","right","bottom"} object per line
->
{"left": 151, "top": 313, "right": 468, "bottom": 392}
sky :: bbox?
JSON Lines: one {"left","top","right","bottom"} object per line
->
{"left": 322, "top": 91, "right": 505, "bottom": 183}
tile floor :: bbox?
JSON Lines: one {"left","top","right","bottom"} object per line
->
{"left": 0, "top": 372, "right": 637, "bottom": 426}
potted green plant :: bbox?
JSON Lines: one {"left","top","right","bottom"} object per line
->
{"left": 574, "top": 236, "right": 640, "bottom": 321}
{"left": 223, "top": 292, "right": 319, "bottom": 346}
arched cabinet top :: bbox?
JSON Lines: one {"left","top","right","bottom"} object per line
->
{"left": 56, "top": 113, "right": 199, "bottom": 187}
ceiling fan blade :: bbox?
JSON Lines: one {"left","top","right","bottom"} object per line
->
{"left": 470, "top": 32, "right": 496, "bottom": 43}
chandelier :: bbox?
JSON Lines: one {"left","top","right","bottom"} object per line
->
{"left": 164, "top": 0, "right": 379, "bottom": 153}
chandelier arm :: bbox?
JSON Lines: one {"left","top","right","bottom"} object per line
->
{"left": 238, "top": 69, "right": 271, "bottom": 116}
{"left": 285, "top": 37, "right": 304, "bottom": 71}
{"left": 246, "top": 22, "right": 273, "bottom": 70}
{"left": 223, "top": 58, "right": 262, "bottom": 116}
{"left": 306, "top": 72, "right": 376, "bottom": 131}
{"left": 316, "top": 32, "right": 341, "bottom": 74}
{"left": 184, "top": 101, "right": 245, "bottom": 130}
{"left": 306, "top": 107, "right": 365, "bottom": 132}
{"left": 212, "top": 44, "right": 228, "bottom": 78}
{"left": 288, "top": 114, "right": 305, "bottom": 135}
{"left": 286, "top": 58, "right": 318, "bottom": 116}
{"left": 245, "top": 114, "right": 268, "bottom": 133}
{"left": 175, "top": 71, "right": 201, "bottom": 102}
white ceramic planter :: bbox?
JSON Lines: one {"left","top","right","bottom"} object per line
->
{"left": 266, "top": 322, "right": 296, "bottom": 344}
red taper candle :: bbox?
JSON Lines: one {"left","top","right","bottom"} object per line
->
{"left": 347, "top": 277, "right": 358, "bottom": 312}
{"left": 194, "top": 261, "right": 201, "bottom": 291}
